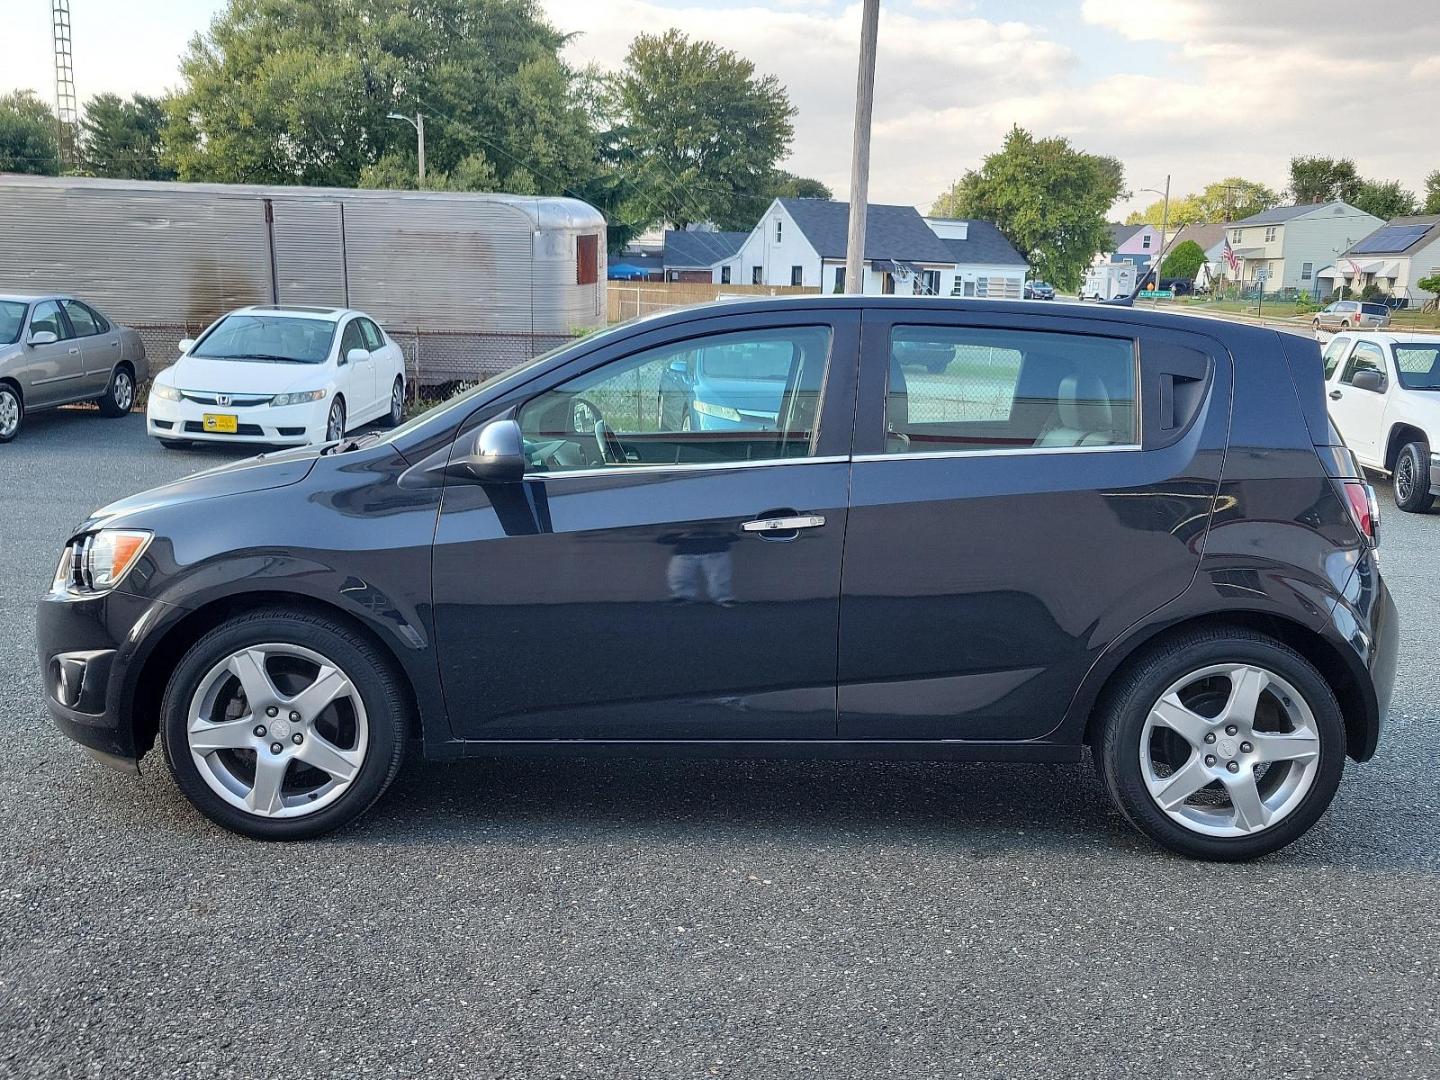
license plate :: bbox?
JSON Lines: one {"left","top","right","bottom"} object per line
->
{"left": 202, "top": 413, "right": 238, "bottom": 434}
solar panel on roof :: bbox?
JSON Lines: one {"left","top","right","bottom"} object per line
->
{"left": 1350, "top": 224, "right": 1432, "bottom": 254}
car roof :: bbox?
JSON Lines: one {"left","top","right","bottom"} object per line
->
{"left": 0, "top": 293, "right": 66, "bottom": 304}
{"left": 1337, "top": 332, "right": 1440, "bottom": 346}
{"left": 230, "top": 305, "right": 355, "bottom": 321}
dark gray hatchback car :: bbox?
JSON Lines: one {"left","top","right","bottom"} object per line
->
{"left": 37, "top": 297, "right": 1396, "bottom": 859}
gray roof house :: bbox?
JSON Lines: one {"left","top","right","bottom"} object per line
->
{"left": 733, "top": 198, "right": 1028, "bottom": 298}
{"left": 1318, "top": 215, "right": 1440, "bottom": 304}
{"left": 661, "top": 230, "right": 750, "bottom": 282}
{"left": 1224, "top": 201, "right": 1383, "bottom": 293}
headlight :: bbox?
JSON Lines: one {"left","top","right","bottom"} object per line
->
{"left": 151, "top": 383, "right": 182, "bottom": 402}
{"left": 693, "top": 400, "right": 742, "bottom": 423}
{"left": 270, "top": 389, "right": 328, "bottom": 407}
{"left": 53, "top": 530, "right": 154, "bottom": 593}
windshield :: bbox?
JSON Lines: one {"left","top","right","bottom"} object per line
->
{"left": 191, "top": 314, "right": 338, "bottom": 363}
{"left": 1394, "top": 345, "right": 1440, "bottom": 390}
{"left": 0, "top": 301, "right": 27, "bottom": 345}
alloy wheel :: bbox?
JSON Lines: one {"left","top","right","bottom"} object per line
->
{"left": 326, "top": 400, "right": 344, "bottom": 441}
{"left": 186, "top": 643, "right": 369, "bottom": 818}
{"left": 0, "top": 389, "right": 18, "bottom": 438}
{"left": 1139, "top": 663, "right": 1321, "bottom": 838}
{"left": 1397, "top": 453, "right": 1415, "bottom": 503}
{"left": 114, "top": 371, "right": 134, "bottom": 412}
{"left": 390, "top": 380, "right": 403, "bottom": 424}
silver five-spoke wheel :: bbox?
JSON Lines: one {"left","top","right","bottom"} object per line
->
{"left": 186, "top": 643, "right": 369, "bottom": 818}
{"left": 1140, "top": 663, "right": 1321, "bottom": 838}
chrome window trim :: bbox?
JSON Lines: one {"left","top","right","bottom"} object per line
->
{"left": 526, "top": 454, "right": 849, "bottom": 481}
{"left": 853, "top": 443, "right": 1142, "bottom": 463}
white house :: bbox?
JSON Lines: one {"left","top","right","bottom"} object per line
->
{"left": 1317, "top": 216, "right": 1440, "bottom": 306}
{"left": 661, "top": 229, "right": 750, "bottom": 283}
{"left": 732, "top": 198, "right": 1027, "bottom": 298}
{"left": 1226, "top": 201, "right": 1383, "bottom": 294}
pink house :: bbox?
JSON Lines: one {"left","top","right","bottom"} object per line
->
{"left": 1101, "top": 223, "right": 1165, "bottom": 268}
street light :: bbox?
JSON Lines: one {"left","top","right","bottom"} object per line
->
{"left": 386, "top": 111, "right": 426, "bottom": 187}
{"left": 1138, "top": 175, "right": 1171, "bottom": 302}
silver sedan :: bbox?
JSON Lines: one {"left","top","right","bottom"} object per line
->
{"left": 0, "top": 294, "right": 148, "bottom": 443}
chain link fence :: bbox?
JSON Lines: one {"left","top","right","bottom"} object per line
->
{"left": 131, "top": 324, "right": 580, "bottom": 406}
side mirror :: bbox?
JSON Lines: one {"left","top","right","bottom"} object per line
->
{"left": 28, "top": 330, "right": 58, "bottom": 346}
{"left": 177, "top": 338, "right": 195, "bottom": 353}
{"left": 460, "top": 418, "right": 525, "bottom": 483}
{"left": 1352, "top": 369, "right": 1387, "bottom": 394}
{"left": 346, "top": 347, "right": 370, "bottom": 365}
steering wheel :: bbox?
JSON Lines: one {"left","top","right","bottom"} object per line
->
{"left": 594, "top": 420, "right": 627, "bottom": 465}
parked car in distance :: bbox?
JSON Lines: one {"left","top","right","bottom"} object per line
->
{"left": 1313, "top": 300, "right": 1391, "bottom": 331}
{"left": 1322, "top": 331, "right": 1440, "bottom": 512}
{"left": 38, "top": 297, "right": 1395, "bottom": 860}
{"left": 145, "top": 305, "right": 406, "bottom": 448}
{"left": 0, "top": 294, "right": 147, "bottom": 443}
{"left": 1024, "top": 280, "right": 1055, "bottom": 300}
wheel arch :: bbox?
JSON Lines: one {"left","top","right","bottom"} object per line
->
{"left": 1077, "top": 610, "right": 1377, "bottom": 762}
{"left": 0, "top": 375, "right": 22, "bottom": 401}
{"left": 1384, "top": 421, "right": 1428, "bottom": 471}
{"left": 125, "top": 591, "right": 424, "bottom": 761}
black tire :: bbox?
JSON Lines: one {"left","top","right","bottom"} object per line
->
{"left": 1341, "top": 320, "right": 1351, "bottom": 329}
{"left": 160, "top": 608, "right": 409, "bottom": 840}
{"left": 385, "top": 376, "right": 404, "bottom": 427}
{"left": 0, "top": 382, "right": 22, "bottom": 443}
{"left": 157, "top": 438, "right": 191, "bottom": 450}
{"left": 1311, "top": 318, "right": 1321, "bottom": 330}
{"left": 324, "top": 396, "right": 346, "bottom": 443}
{"left": 97, "top": 364, "right": 136, "bottom": 417}
{"left": 1393, "top": 440, "right": 1436, "bottom": 513}
{"left": 1095, "top": 627, "right": 1346, "bottom": 861}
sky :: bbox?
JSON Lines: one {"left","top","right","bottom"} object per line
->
{"left": 7, "top": 0, "right": 1438, "bottom": 219}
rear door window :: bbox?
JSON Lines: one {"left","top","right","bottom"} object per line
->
{"left": 60, "top": 300, "right": 104, "bottom": 337}
{"left": 884, "top": 325, "right": 1138, "bottom": 453}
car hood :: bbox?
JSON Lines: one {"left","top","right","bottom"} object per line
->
{"left": 76, "top": 444, "right": 323, "bottom": 533}
{"left": 162, "top": 355, "right": 330, "bottom": 394}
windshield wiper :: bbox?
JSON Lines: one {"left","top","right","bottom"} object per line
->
{"left": 202, "top": 353, "right": 311, "bottom": 363}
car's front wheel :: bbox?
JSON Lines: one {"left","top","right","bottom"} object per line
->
{"left": 97, "top": 365, "right": 135, "bottom": 417}
{"left": 1394, "top": 440, "right": 1436, "bottom": 513}
{"left": 161, "top": 609, "right": 409, "bottom": 839}
{"left": 385, "top": 377, "right": 405, "bottom": 427}
{"left": 0, "top": 383, "right": 22, "bottom": 443}
{"left": 1096, "top": 628, "right": 1345, "bottom": 860}
{"left": 324, "top": 397, "right": 346, "bottom": 443}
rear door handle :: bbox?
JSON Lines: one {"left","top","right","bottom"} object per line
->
{"left": 742, "top": 515, "right": 825, "bottom": 533}
{"left": 1329, "top": 390, "right": 1342, "bottom": 400}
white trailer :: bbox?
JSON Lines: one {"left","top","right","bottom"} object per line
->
{"left": 1082, "top": 263, "right": 1137, "bottom": 301}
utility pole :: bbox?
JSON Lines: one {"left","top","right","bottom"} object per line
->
{"left": 1154, "top": 173, "right": 1170, "bottom": 306}
{"left": 844, "top": 0, "right": 880, "bottom": 295}
{"left": 386, "top": 111, "right": 426, "bottom": 187}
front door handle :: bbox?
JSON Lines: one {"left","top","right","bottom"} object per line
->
{"left": 742, "top": 515, "right": 825, "bottom": 533}
{"left": 1329, "top": 389, "right": 1342, "bottom": 400}
{"left": 67, "top": 347, "right": 80, "bottom": 355}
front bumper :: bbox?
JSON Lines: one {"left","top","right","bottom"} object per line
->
{"left": 36, "top": 585, "right": 181, "bottom": 770}
{"left": 146, "top": 396, "right": 326, "bottom": 446}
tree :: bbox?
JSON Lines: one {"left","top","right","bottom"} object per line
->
{"left": 164, "top": 0, "right": 597, "bottom": 194}
{"left": 610, "top": 29, "right": 795, "bottom": 230}
{"left": 359, "top": 149, "right": 499, "bottom": 191}
{"left": 0, "top": 90, "right": 60, "bottom": 176}
{"left": 1422, "top": 171, "right": 1440, "bottom": 215}
{"left": 930, "top": 126, "right": 1124, "bottom": 292}
{"left": 78, "top": 93, "right": 174, "bottom": 180}
{"left": 1289, "top": 156, "right": 1362, "bottom": 204}
{"left": 1125, "top": 177, "right": 1280, "bottom": 226}
{"left": 1159, "top": 239, "right": 1206, "bottom": 282}
{"left": 1352, "top": 179, "right": 1418, "bottom": 220}
{"left": 762, "top": 171, "right": 832, "bottom": 201}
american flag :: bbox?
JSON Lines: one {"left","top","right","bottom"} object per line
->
{"left": 1223, "top": 239, "right": 1240, "bottom": 274}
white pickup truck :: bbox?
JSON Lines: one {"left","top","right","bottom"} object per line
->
{"left": 1322, "top": 332, "right": 1440, "bottom": 513}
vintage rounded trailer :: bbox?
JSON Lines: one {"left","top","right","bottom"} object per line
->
{"left": 0, "top": 175, "right": 607, "bottom": 385}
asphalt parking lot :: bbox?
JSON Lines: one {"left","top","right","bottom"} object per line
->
{"left": 2, "top": 409, "right": 1439, "bottom": 1079}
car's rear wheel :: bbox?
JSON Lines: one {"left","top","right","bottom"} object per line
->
{"left": 1341, "top": 320, "right": 1351, "bottom": 329}
{"left": 1096, "top": 628, "right": 1345, "bottom": 860}
{"left": 1394, "top": 440, "right": 1435, "bottom": 513}
{"left": 160, "top": 609, "right": 409, "bottom": 840}
{"left": 1311, "top": 318, "right": 1321, "bottom": 330}
{"left": 0, "top": 383, "right": 22, "bottom": 443}
{"left": 97, "top": 365, "right": 135, "bottom": 417}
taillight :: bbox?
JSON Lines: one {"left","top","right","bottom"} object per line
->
{"left": 1341, "top": 480, "right": 1379, "bottom": 546}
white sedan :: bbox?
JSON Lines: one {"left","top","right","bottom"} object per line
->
{"left": 146, "top": 305, "right": 406, "bottom": 448}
